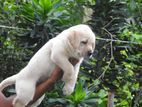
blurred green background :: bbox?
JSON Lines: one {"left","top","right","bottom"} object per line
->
{"left": 0, "top": 0, "right": 142, "bottom": 107}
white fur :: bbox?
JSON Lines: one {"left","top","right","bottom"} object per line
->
{"left": 0, "top": 24, "right": 95, "bottom": 107}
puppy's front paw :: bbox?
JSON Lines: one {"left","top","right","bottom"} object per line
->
{"left": 62, "top": 75, "right": 72, "bottom": 82}
{"left": 63, "top": 85, "right": 74, "bottom": 96}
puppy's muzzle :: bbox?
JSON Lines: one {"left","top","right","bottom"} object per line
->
{"left": 87, "top": 51, "right": 93, "bottom": 57}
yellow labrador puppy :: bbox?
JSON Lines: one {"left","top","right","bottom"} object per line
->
{"left": 0, "top": 24, "right": 95, "bottom": 107}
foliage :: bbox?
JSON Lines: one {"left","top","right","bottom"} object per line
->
{"left": 43, "top": 78, "right": 107, "bottom": 107}
{"left": 86, "top": 0, "right": 142, "bottom": 106}
{"left": 0, "top": 0, "right": 142, "bottom": 107}
{"left": 1, "top": 0, "right": 86, "bottom": 54}
{"left": 0, "top": 0, "right": 85, "bottom": 78}
{"left": 0, "top": 27, "right": 30, "bottom": 81}
{"left": 17, "top": 0, "right": 86, "bottom": 52}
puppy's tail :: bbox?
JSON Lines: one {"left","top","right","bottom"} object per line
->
{"left": 0, "top": 75, "right": 17, "bottom": 91}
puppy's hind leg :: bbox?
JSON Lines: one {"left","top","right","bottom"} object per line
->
{"left": 13, "top": 81, "right": 36, "bottom": 107}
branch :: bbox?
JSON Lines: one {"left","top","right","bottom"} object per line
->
{"left": 96, "top": 37, "right": 142, "bottom": 45}
{"left": 0, "top": 25, "right": 142, "bottom": 45}
{"left": 104, "top": 17, "right": 119, "bottom": 28}
{"left": 97, "top": 28, "right": 114, "bottom": 80}
{"left": 97, "top": 57, "right": 113, "bottom": 80}
{"left": 0, "top": 25, "right": 31, "bottom": 31}
{"left": 98, "top": 27, "right": 142, "bottom": 45}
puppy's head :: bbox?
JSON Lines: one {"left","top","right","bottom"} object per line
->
{"left": 68, "top": 24, "right": 96, "bottom": 58}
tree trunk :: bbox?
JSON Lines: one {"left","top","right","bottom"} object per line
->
{"left": 107, "top": 91, "right": 115, "bottom": 107}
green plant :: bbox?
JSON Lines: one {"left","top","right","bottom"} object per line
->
{"left": 44, "top": 78, "right": 107, "bottom": 107}
{"left": 1, "top": 0, "right": 142, "bottom": 106}
{"left": 14, "top": 0, "right": 86, "bottom": 53}
{"left": 86, "top": 0, "right": 142, "bottom": 106}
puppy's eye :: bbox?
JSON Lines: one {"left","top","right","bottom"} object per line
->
{"left": 81, "top": 41, "right": 87, "bottom": 45}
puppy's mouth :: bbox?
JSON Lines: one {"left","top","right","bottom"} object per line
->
{"left": 87, "top": 51, "right": 93, "bottom": 58}
{"left": 77, "top": 52, "right": 92, "bottom": 59}
{"left": 84, "top": 51, "right": 94, "bottom": 59}
{"left": 76, "top": 50, "right": 94, "bottom": 59}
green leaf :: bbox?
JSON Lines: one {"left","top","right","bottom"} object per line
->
{"left": 48, "top": 98, "right": 68, "bottom": 104}
{"left": 74, "top": 81, "right": 86, "bottom": 102}
{"left": 130, "top": 0, "right": 137, "bottom": 11}
{"left": 97, "top": 89, "right": 107, "bottom": 98}
{"left": 45, "top": 92, "right": 59, "bottom": 98}
{"left": 83, "top": 98, "right": 98, "bottom": 104}
{"left": 39, "top": 0, "right": 52, "bottom": 13}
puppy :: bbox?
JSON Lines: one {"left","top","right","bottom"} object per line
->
{"left": 0, "top": 24, "right": 95, "bottom": 107}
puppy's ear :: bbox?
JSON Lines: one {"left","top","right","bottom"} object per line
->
{"left": 68, "top": 30, "right": 80, "bottom": 49}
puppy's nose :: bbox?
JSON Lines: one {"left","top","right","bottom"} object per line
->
{"left": 88, "top": 51, "right": 93, "bottom": 56}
